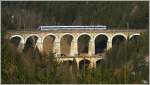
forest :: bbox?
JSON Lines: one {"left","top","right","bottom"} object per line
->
{"left": 1, "top": 1, "right": 149, "bottom": 84}
{"left": 1, "top": 1, "right": 149, "bottom": 31}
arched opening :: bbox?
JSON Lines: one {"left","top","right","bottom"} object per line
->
{"left": 23, "top": 36, "right": 40, "bottom": 57}
{"left": 10, "top": 36, "right": 21, "bottom": 47}
{"left": 62, "top": 60, "right": 73, "bottom": 66}
{"left": 130, "top": 35, "right": 142, "bottom": 44}
{"left": 95, "top": 35, "right": 108, "bottom": 54}
{"left": 78, "top": 34, "right": 91, "bottom": 56}
{"left": 79, "top": 59, "right": 90, "bottom": 69}
{"left": 43, "top": 35, "right": 55, "bottom": 55}
{"left": 61, "top": 60, "right": 77, "bottom": 74}
{"left": 62, "top": 60, "right": 73, "bottom": 70}
{"left": 62, "top": 59, "right": 78, "bottom": 71}
{"left": 96, "top": 59, "right": 105, "bottom": 68}
{"left": 112, "top": 35, "right": 126, "bottom": 47}
{"left": 60, "top": 34, "right": 73, "bottom": 56}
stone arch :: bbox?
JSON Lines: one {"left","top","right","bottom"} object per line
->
{"left": 94, "top": 34, "right": 108, "bottom": 54}
{"left": 94, "top": 33, "right": 109, "bottom": 40}
{"left": 77, "top": 34, "right": 91, "bottom": 55}
{"left": 112, "top": 33, "right": 127, "bottom": 41}
{"left": 79, "top": 59, "right": 91, "bottom": 69}
{"left": 62, "top": 60, "right": 77, "bottom": 72}
{"left": 96, "top": 59, "right": 105, "bottom": 68}
{"left": 77, "top": 33, "right": 92, "bottom": 41}
{"left": 62, "top": 60, "right": 73, "bottom": 65}
{"left": 23, "top": 35, "right": 40, "bottom": 56}
{"left": 129, "top": 33, "right": 142, "bottom": 43}
{"left": 25, "top": 34, "right": 41, "bottom": 43}
{"left": 43, "top": 34, "right": 56, "bottom": 55}
{"left": 10, "top": 35, "right": 24, "bottom": 41}
{"left": 42, "top": 33, "right": 58, "bottom": 42}
{"left": 129, "top": 33, "right": 140, "bottom": 39}
{"left": 61, "top": 33, "right": 75, "bottom": 40}
{"left": 10, "top": 35, "right": 24, "bottom": 47}
{"left": 112, "top": 33, "right": 127, "bottom": 46}
{"left": 60, "top": 34, "right": 74, "bottom": 56}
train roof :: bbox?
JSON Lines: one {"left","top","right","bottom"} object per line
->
{"left": 39, "top": 25, "right": 107, "bottom": 29}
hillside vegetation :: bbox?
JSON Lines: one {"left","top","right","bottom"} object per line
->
{"left": 2, "top": 1, "right": 149, "bottom": 30}
{"left": 1, "top": 31, "right": 149, "bottom": 84}
{"left": 1, "top": 1, "right": 149, "bottom": 84}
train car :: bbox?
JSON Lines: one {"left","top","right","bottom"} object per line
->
{"left": 38, "top": 25, "right": 107, "bottom": 30}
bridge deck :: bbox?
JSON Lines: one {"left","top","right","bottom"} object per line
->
{"left": 7, "top": 29, "right": 147, "bottom": 33}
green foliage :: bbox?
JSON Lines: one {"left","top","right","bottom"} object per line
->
{"left": 1, "top": 1, "right": 148, "bottom": 30}
{"left": 105, "top": 31, "right": 149, "bottom": 83}
{"left": 1, "top": 1, "right": 149, "bottom": 83}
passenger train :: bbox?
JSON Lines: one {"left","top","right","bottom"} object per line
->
{"left": 38, "top": 25, "right": 107, "bottom": 30}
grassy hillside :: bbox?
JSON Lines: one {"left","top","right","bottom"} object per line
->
{"left": 1, "top": 1, "right": 149, "bottom": 30}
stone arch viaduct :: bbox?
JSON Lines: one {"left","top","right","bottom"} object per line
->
{"left": 5, "top": 29, "right": 146, "bottom": 68}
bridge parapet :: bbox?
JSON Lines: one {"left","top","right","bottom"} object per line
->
{"left": 7, "top": 29, "right": 147, "bottom": 34}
